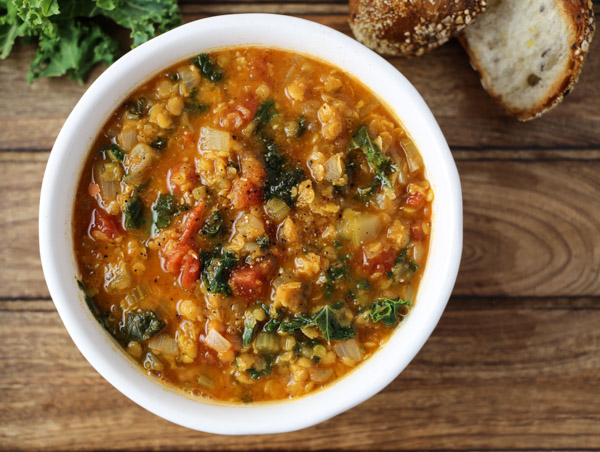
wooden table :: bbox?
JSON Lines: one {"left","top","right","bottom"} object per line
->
{"left": 2, "top": 2, "right": 599, "bottom": 450}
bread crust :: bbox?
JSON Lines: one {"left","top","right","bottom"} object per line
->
{"left": 460, "top": 0, "right": 595, "bottom": 121}
{"left": 349, "top": 0, "right": 487, "bottom": 57}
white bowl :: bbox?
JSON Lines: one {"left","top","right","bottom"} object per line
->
{"left": 39, "top": 14, "right": 462, "bottom": 435}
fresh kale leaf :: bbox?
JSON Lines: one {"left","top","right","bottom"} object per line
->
{"left": 201, "top": 210, "right": 224, "bottom": 238}
{"left": 349, "top": 125, "right": 395, "bottom": 189}
{"left": 263, "top": 318, "right": 281, "bottom": 334}
{"left": 370, "top": 298, "right": 411, "bottom": 326}
{"left": 77, "top": 279, "right": 99, "bottom": 317}
{"left": 124, "top": 193, "right": 144, "bottom": 230}
{"left": 1, "top": 0, "right": 181, "bottom": 83}
{"left": 123, "top": 308, "right": 166, "bottom": 341}
{"left": 388, "top": 247, "right": 419, "bottom": 282}
{"left": 202, "top": 250, "right": 238, "bottom": 295}
{"left": 192, "top": 52, "right": 223, "bottom": 82}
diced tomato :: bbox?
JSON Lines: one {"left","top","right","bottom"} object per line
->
{"left": 410, "top": 222, "right": 425, "bottom": 242}
{"left": 180, "top": 251, "right": 200, "bottom": 289}
{"left": 240, "top": 156, "right": 266, "bottom": 184}
{"left": 249, "top": 56, "right": 269, "bottom": 80}
{"left": 229, "top": 266, "right": 266, "bottom": 301}
{"left": 179, "top": 201, "right": 206, "bottom": 244}
{"left": 229, "top": 256, "right": 276, "bottom": 302}
{"left": 406, "top": 192, "right": 425, "bottom": 209}
{"left": 219, "top": 95, "right": 259, "bottom": 129}
{"left": 162, "top": 201, "right": 206, "bottom": 288}
{"left": 88, "top": 209, "right": 122, "bottom": 241}
{"left": 164, "top": 243, "right": 193, "bottom": 274}
{"left": 168, "top": 162, "right": 197, "bottom": 193}
{"left": 360, "top": 248, "right": 396, "bottom": 274}
{"left": 229, "top": 178, "right": 263, "bottom": 209}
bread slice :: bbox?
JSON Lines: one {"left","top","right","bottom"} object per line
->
{"left": 461, "top": 0, "right": 595, "bottom": 121}
{"left": 349, "top": 0, "right": 487, "bottom": 57}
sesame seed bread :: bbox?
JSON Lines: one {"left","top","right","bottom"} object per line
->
{"left": 349, "top": 0, "right": 487, "bottom": 57}
{"left": 460, "top": 0, "right": 595, "bottom": 121}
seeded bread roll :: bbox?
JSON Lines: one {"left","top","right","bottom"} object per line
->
{"left": 461, "top": 0, "right": 595, "bottom": 121}
{"left": 349, "top": 0, "right": 487, "bottom": 57}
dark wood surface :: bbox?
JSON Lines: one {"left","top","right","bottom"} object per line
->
{"left": 1, "top": 2, "right": 599, "bottom": 450}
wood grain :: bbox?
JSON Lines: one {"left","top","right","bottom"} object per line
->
{"left": 1, "top": 5, "right": 599, "bottom": 150}
{"left": 1, "top": 300, "right": 600, "bottom": 450}
{"left": 3, "top": 152, "right": 599, "bottom": 300}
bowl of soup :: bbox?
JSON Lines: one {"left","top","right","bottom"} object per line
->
{"left": 39, "top": 14, "right": 462, "bottom": 434}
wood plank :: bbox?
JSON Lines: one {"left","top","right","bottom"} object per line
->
{"left": 1, "top": 302, "right": 599, "bottom": 450}
{"left": 1, "top": 6, "right": 599, "bottom": 150}
{"left": 3, "top": 153, "right": 600, "bottom": 299}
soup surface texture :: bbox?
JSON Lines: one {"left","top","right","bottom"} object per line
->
{"left": 74, "top": 47, "right": 432, "bottom": 403}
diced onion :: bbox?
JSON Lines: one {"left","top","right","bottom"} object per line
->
{"left": 265, "top": 198, "right": 290, "bottom": 223}
{"left": 104, "top": 261, "right": 132, "bottom": 293}
{"left": 403, "top": 285, "right": 415, "bottom": 303}
{"left": 124, "top": 143, "right": 157, "bottom": 183}
{"left": 235, "top": 212, "right": 265, "bottom": 240}
{"left": 333, "top": 339, "right": 362, "bottom": 363}
{"left": 198, "top": 127, "right": 231, "bottom": 153}
{"left": 123, "top": 283, "right": 152, "bottom": 308}
{"left": 197, "top": 374, "right": 214, "bottom": 388}
{"left": 339, "top": 209, "right": 381, "bottom": 248}
{"left": 401, "top": 138, "right": 423, "bottom": 173}
{"left": 309, "top": 367, "right": 333, "bottom": 383}
{"left": 177, "top": 65, "right": 199, "bottom": 96}
{"left": 118, "top": 127, "right": 138, "bottom": 152}
{"left": 95, "top": 170, "right": 119, "bottom": 203}
{"left": 324, "top": 154, "right": 344, "bottom": 184}
{"left": 205, "top": 328, "right": 232, "bottom": 353}
{"left": 148, "top": 333, "right": 179, "bottom": 355}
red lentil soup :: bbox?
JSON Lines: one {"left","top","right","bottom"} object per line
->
{"left": 73, "top": 47, "right": 432, "bottom": 403}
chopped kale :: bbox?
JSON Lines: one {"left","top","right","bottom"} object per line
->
{"left": 202, "top": 250, "right": 238, "bottom": 295}
{"left": 263, "top": 318, "right": 281, "bottom": 334}
{"left": 278, "top": 314, "right": 313, "bottom": 334}
{"left": 279, "top": 303, "right": 354, "bottom": 343}
{"left": 201, "top": 211, "right": 224, "bottom": 238}
{"left": 127, "top": 98, "right": 148, "bottom": 117}
{"left": 77, "top": 280, "right": 99, "bottom": 317}
{"left": 123, "top": 309, "right": 166, "bottom": 341}
{"left": 242, "top": 315, "right": 257, "bottom": 348}
{"left": 324, "top": 260, "right": 350, "bottom": 298}
{"left": 259, "top": 134, "right": 305, "bottom": 206}
{"left": 311, "top": 303, "right": 355, "bottom": 343}
{"left": 354, "top": 179, "right": 379, "bottom": 203}
{"left": 388, "top": 247, "right": 419, "bottom": 282}
{"left": 184, "top": 88, "right": 209, "bottom": 114}
{"left": 296, "top": 115, "right": 307, "bottom": 137}
{"left": 124, "top": 194, "right": 144, "bottom": 230}
{"left": 150, "top": 137, "right": 168, "bottom": 150}
{"left": 102, "top": 143, "right": 124, "bottom": 162}
{"left": 151, "top": 193, "right": 178, "bottom": 235}
{"left": 193, "top": 53, "right": 223, "bottom": 82}
{"left": 349, "top": 125, "right": 395, "bottom": 189}
{"left": 254, "top": 99, "right": 277, "bottom": 128}
{"left": 247, "top": 355, "right": 274, "bottom": 380}
{"left": 256, "top": 234, "right": 270, "bottom": 249}
{"left": 370, "top": 298, "right": 411, "bottom": 326}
